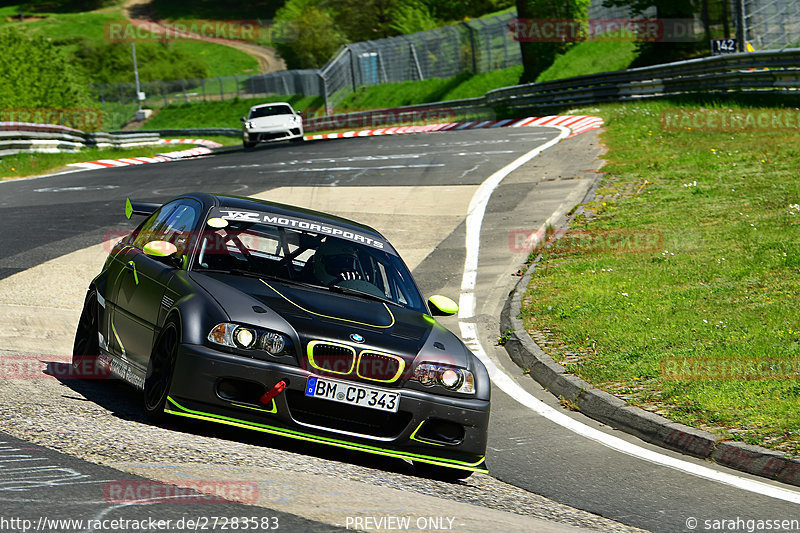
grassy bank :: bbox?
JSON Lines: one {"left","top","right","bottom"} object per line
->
{"left": 142, "top": 95, "right": 323, "bottom": 129}
{"left": 520, "top": 99, "right": 800, "bottom": 454}
{"left": 0, "top": 135, "right": 239, "bottom": 180}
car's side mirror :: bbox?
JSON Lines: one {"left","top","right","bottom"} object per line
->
{"left": 240, "top": 117, "right": 246, "bottom": 122}
{"left": 143, "top": 241, "right": 181, "bottom": 267}
{"left": 428, "top": 295, "right": 459, "bottom": 316}
{"left": 296, "top": 110, "right": 303, "bottom": 116}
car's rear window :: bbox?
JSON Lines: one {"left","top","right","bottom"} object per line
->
{"left": 249, "top": 105, "right": 293, "bottom": 118}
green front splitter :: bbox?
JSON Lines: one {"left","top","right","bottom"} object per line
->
{"left": 165, "top": 396, "right": 487, "bottom": 473}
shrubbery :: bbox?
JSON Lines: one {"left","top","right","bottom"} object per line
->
{"left": 0, "top": 29, "right": 90, "bottom": 108}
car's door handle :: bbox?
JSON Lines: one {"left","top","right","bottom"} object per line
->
{"left": 126, "top": 261, "right": 139, "bottom": 285}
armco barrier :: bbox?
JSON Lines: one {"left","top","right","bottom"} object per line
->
{"left": 6, "top": 49, "right": 800, "bottom": 157}
{"left": 0, "top": 122, "right": 161, "bottom": 157}
{"left": 485, "top": 49, "right": 800, "bottom": 112}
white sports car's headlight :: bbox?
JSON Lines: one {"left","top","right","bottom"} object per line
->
{"left": 412, "top": 363, "right": 475, "bottom": 394}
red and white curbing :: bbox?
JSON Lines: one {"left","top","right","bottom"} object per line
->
{"left": 68, "top": 139, "right": 219, "bottom": 170}
{"left": 304, "top": 115, "right": 604, "bottom": 141}
{"left": 67, "top": 116, "right": 602, "bottom": 171}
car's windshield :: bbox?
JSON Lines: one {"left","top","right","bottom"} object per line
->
{"left": 192, "top": 220, "right": 424, "bottom": 311}
{"left": 249, "top": 105, "right": 293, "bottom": 118}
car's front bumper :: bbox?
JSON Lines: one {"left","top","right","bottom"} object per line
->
{"left": 242, "top": 126, "right": 303, "bottom": 143}
{"left": 167, "top": 343, "right": 489, "bottom": 472}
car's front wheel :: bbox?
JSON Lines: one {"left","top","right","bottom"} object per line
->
{"left": 72, "top": 289, "right": 99, "bottom": 376}
{"left": 144, "top": 318, "right": 179, "bottom": 421}
{"left": 413, "top": 461, "right": 477, "bottom": 482}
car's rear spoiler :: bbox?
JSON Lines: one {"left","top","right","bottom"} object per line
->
{"left": 125, "top": 198, "right": 160, "bottom": 219}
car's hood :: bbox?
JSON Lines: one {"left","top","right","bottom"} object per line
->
{"left": 189, "top": 272, "right": 470, "bottom": 368}
{"left": 248, "top": 115, "right": 297, "bottom": 129}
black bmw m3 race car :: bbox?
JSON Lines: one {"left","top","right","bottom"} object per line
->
{"left": 73, "top": 193, "right": 490, "bottom": 479}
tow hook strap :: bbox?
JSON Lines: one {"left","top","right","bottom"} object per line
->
{"left": 260, "top": 380, "right": 287, "bottom": 405}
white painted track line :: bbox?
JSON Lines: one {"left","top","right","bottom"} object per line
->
{"left": 456, "top": 126, "right": 800, "bottom": 505}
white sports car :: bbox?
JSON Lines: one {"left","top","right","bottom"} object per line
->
{"left": 241, "top": 102, "right": 304, "bottom": 148}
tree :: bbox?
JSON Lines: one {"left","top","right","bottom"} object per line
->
{"left": 274, "top": 1, "right": 346, "bottom": 68}
{"left": 602, "top": 0, "right": 700, "bottom": 66}
{"left": 514, "top": 0, "right": 590, "bottom": 83}
{"left": 0, "top": 29, "right": 90, "bottom": 109}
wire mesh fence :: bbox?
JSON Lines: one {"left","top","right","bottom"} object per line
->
{"left": 90, "top": 12, "right": 521, "bottom": 113}
{"left": 89, "top": 2, "right": 799, "bottom": 117}
{"left": 745, "top": 0, "right": 800, "bottom": 49}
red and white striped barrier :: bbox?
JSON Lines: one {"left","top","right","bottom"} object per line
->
{"left": 68, "top": 140, "right": 215, "bottom": 170}
{"left": 303, "top": 115, "right": 603, "bottom": 141}
{"left": 162, "top": 138, "right": 223, "bottom": 149}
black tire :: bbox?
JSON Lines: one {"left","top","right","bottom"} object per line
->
{"left": 72, "top": 290, "right": 99, "bottom": 377}
{"left": 143, "top": 318, "right": 179, "bottom": 421}
{"left": 243, "top": 141, "right": 255, "bottom": 149}
{"left": 413, "top": 461, "right": 476, "bottom": 482}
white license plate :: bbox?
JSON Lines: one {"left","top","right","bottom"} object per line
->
{"left": 305, "top": 376, "right": 399, "bottom": 413}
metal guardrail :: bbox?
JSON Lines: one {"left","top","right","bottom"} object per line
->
{"left": 0, "top": 123, "right": 162, "bottom": 157}
{"left": 485, "top": 49, "right": 800, "bottom": 112}
{"left": 6, "top": 49, "right": 800, "bottom": 157}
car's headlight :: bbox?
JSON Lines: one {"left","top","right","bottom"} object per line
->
{"left": 208, "top": 323, "right": 291, "bottom": 356}
{"left": 412, "top": 362, "right": 475, "bottom": 394}
{"left": 245, "top": 121, "right": 254, "bottom": 129}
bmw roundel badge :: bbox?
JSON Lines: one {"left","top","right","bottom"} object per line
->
{"left": 350, "top": 333, "right": 365, "bottom": 343}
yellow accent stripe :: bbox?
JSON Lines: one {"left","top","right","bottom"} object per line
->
{"left": 165, "top": 396, "right": 486, "bottom": 472}
{"left": 409, "top": 421, "right": 446, "bottom": 447}
{"left": 231, "top": 399, "right": 277, "bottom": 414}
{"left": 261, "top": 280, "right": 395, "bottom": 329}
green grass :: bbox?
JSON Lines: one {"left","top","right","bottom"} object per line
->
{"left": 0, "top": 3, "right": 259, "bottom": 80}
{"left": 536, "top": 38, "right": 639, "bottom": 82}
{"left": 0, "top": 136, "right": 239, "bottom": 180}
{"left": 337, "top": 66, "right": 523, "bottom": 111}
{"left": 520, "top": 98, "right": 800, "bottom": 455}
{"left": 142, "top": 95, "right": 323, "bottom": 129}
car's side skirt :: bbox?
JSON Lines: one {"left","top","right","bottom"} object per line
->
{"left": 164, "top": 396, "right": 487, "bottom": 473}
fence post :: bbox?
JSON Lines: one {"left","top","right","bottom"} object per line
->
{"left": 735, "top": 0, "right": 746, "bottom": 51}
{"left": 282, "top": 73, "right": 290, "bottom": 95}
{"left": 181, "top": 79, "right": 188, "bottom": 102}
{"left": 161, "top": 82, "right": 167, "bottom": 106}
{"left": 409, "top": 43, "right": 424, "bottom": 80}
{"left": 447, "top": 25, "right": 460, "bottom": 75}
{"left": 118, "top": 83, "right": 124, "bottom": 104}
{"left": 501, "top": 15, "right": 509, "bottom": 68}
{"left": 201, "top": 78, "right": 206, "bottom": 101}
{"left": 462, "top": 22, "right": 478, "bottom": 73}
{"left": 377, "top": 51, "right": 388, "bottom": 83}
{"left": 319, "top": 72, "right": 330, "bottom": 116}
{"left": 233, "top": 75, "right": 239, "bottom": 98}
{"left": 99, "top": 84, "right": 105, "bottom": 106}
{"left": 218, "top": 77, "right": 224, "bottom": 101}
{"left": 348, "top": 46, "right": 357, "bottom": 91}
{"left": 480, "top": 20, "right": 491, "bottom": 71}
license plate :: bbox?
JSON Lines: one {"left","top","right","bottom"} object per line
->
{"left": 305, "top": 376, "right": 399, "bottom": 413}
